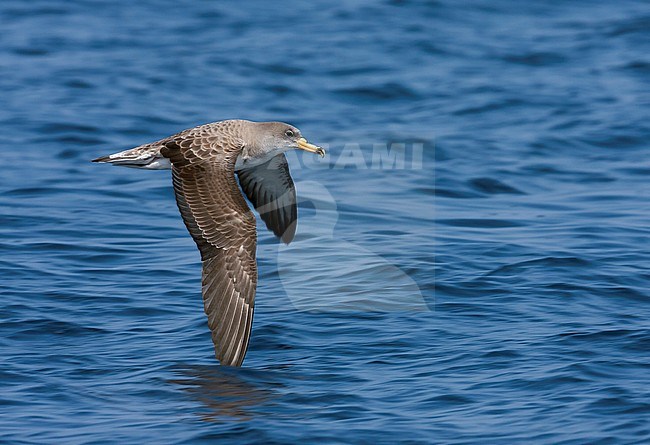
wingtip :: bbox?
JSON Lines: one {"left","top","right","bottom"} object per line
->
{"left": 280, "top": 222, "right": 297, "bottom": 244}
{"left": 91, "top": 155, "right": 110, "bottom": 163}
{"left": 215, "top": 348, "right": 246, "bottom": 367}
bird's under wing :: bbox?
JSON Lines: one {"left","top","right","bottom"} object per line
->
{"left": 162, "top": 138, "right": 258, "bottom": 367}
{"left": 237, "top": 153, "right": 297, "bottom": 244}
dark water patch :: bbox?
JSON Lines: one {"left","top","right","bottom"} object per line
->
{"left": 13, "top": 241, "right": 107, "bottom": 253}
{"left": 545, "top": 282, "right": 596, "bottom": 293}
{"left": 528, "top": 136, "right": 593, "bottom": 153}
{"left": 574, "top": 173, "right": 616, "bottom": 184}
{"left": 3, "top": 187, "right": 83, "bottom": 197}
{"left": 242, "top": 61, "right": 306, "bottom": 76}
{"left": 468, "top": 177, "right": 524, "bottom": 195}
{"left": 486, "top": 257, "right": 590, "bottom": 277}
{"left": 3, "top": 5, "right": 70, "bottom": 17}
{"left": 38, "top": 123, "right": 101, "bottom": 135}
{"left": 431, "top": 144, "right": 452, "bottom": 161}
{"left": 53, "top": 135, "right": 106, "bottom": 146}
{"left": 452, "top": 98, "right": 527, "bottom": 116}
{"left": 482, "top": 348, "right": 522, "bottom": 359}
{"left": 416, "top": 40, "right": 450, "bottom": 55}
{"left": 12, "top": 47, "right": 49, "bottom": 57}
{"left": 3, "top": 319, "right": 106, "bottom": 340}
{"left": 326, "top": 66, "right": 391, "bottom": 76}
{"left": 574, "top": 193, "right": 635, "bottom": 202}
{"left": 606, "top": 15, "right": 650, "bottom": 37}
{"left": 431, "top": 187, "right": 485, "bottom": 199}
{"left": 436, "top": 218, "right": 524, "bottom": 228}
{"left": 365, "top": 229, "right": 407, "bottom": 236}
{"left": 502, "top": 51, "right": 567, "bottom": 66}
{"left": 114, "top": 305, "right": 180, "bottom": 318}
{"left": 616, "top": 166, "right": 650, "bottom": 176}
{"left": 560, "top": 329, "right": 650, "bottom": 356}
{"left": 63, "top": 79, "right": 94, "bottom": 89}
{"left": 595, "top": 286, "right": 647, "bottom": 302}
{"left": 588, "top": 397, "right": 647, "bottom": 415}
{"left": 550, "top": 117, "right": 597, "bottom": 131}
{"left": 334, "top": 82, "right": 418, "bottom": 101}
{"left": 580, "top": 133, "right": 646, "bottom": 149}
{"left": 264, "top": 84, "right": 296, "bottom": 95}
{"left": 518, "top": 163, "right": 617, "bottom": 184}
{"left": 619, "top": 60, "right": 650, "bottom": 77}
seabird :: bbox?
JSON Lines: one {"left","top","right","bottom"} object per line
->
{"left": 92, "top": 120, "right": 325, "bottom": 366}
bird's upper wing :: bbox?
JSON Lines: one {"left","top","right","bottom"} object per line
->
{"left": 237, "top": 153, "right": 297, "bottom": 244}
{"left": 162, "top": 136, "right": 258, "bottom": 367}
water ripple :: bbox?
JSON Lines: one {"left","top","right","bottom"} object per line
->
{"left": 1, "top": 0, "right": 649, "bottom": 443}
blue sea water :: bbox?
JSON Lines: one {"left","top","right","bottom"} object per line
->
{"left": 1, "top": 0, "right": 649, "bottom": 443}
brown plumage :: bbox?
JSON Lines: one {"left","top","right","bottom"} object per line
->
{"left": 93, "top": 120, "right": 324, "bottom": 366}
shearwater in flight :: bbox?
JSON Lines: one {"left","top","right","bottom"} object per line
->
{"left": 93, "top": 120, "right": 325, "bottom": 366}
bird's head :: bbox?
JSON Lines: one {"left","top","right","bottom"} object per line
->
{"left": 247, "top": 122, "right": 325, "bottom": 160}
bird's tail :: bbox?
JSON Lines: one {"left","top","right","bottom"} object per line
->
{"left": 91, "top": 145, "right": 171, "bottom": 170}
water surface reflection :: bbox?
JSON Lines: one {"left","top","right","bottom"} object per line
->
{"left": 168, "top": 365, "right": 283, "bottom": 423}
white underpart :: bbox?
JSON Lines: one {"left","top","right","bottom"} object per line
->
{"left": 139, "top": 158, "right": 171, "bottom": 170}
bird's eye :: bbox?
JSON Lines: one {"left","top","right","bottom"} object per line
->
{"left": 285, "top": 129, "right": 295, "bottom": 138}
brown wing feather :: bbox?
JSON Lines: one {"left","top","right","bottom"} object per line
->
{"left": 162, "top": 134, "right": 258, "bottom": 367}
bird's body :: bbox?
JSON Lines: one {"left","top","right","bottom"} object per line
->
{"left": 95, "top": 121, "right": 296, "bottom": 171}
{"left": 93, "top": 120, "right": 325, "bottom": 366}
